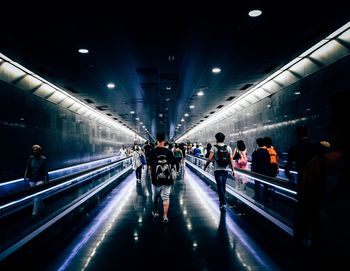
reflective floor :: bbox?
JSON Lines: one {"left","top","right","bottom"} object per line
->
{"left": 1, "top": 166, "right": 305, "bottom": 270}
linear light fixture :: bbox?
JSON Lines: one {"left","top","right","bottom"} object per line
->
{"left": 0, "top": 53, "right": 146, "bottom": 142}
{"left": 176, "top": 21, "right": 350, "bottom": 142}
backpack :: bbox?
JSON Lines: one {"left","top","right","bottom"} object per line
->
{"left": 139, "top": 153, "right": 146, "bottom": 165}
{"left": 155, "top": 154, "right": 171, "bottom": 181}
{"left": 214, "top": 145, "right": 230, "bottom": 167}
{"left": 265, "top": 147, "right": 278, "bottom": 164}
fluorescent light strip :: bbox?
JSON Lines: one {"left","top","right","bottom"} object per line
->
{"left": 0, "top": 53, "right": 145, "bottom": 142}
{"left": 176, "top": 22, "right": 350, "bottom": 142}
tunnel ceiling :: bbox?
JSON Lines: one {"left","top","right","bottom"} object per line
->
{"left": 0, "top": 1, "right": 349, "bottom": 141}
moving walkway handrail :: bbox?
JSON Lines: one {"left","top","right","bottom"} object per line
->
{"left": 0, "top": 157, "right": 132, "bottom": 219}
{"left": 186, "top": 156, "right": 297, "bottom": 235}
{"left": 186, "top": 154, "right": 297, "bottom": 194}
{"left": 0, "top": 160, "right": 132, "bottom": 262}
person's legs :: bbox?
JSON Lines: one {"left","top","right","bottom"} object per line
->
{"left": 151, "top": 185, "right": 161, "bottom": 217}
{"left": 160, "top": 185, "right": 172, "bottom": 222}
{"left": 214, "top": 171, "right": 227, "bottom": 208}
{"left": 136, "top": 165, "right": 142, "bottom": 180}
{"left": 175, "top": 159, "right": 180, "bottom": 172}
{"left": 29, "top": 180, "right": 44, "bottom": 216}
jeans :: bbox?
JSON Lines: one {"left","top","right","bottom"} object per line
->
{"left": 135, "top": 165, "right": 142, "bottom": 180}
{"left": 29, "top": 180, "right": 44, "bottom": 215}
{"left": 214, "top": 170, "right": 228, "bottom": 206}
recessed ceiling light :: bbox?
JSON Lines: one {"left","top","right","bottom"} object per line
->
{"left": 294, "top": 91, "right": 301, "bottom": 95}
{"left": 166, "top": 86, "right": 171, "bottom": 90}
{"left": 107, "top": 83, "right": 115, "bottom": 89}
{"left": 248, "top": 9, "right": 262, "bottom": 17}
{"left": 212, "top": 67, "right": 221, "bottom": 73}
{"left": 78, "top": 48, "right": 89, "bottom": 54}
{"left": 181, "top": 118, "right": 185, "bottom": 122}
{"left": 135, "top": 117, "right": 139, "bottom": 120}
{"left": 189, "top": 105, "right": 195, "bottom": 109}
{"left": 197, "top": 91, "right": 204, "bottom": 96}
{"left": 130, "top": 111, "right": 135, "bottom": 114}
{"left": 184, "top": 113, "right": 189, "bottom": 117}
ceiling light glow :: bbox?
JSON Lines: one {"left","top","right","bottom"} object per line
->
{"left": 107, "top": 83, "right": 115, "bottom": 89}
{"left": 78, "top": 48, "right": 89, "bottom": 54}
{"left": 248, "top": 10, "right": 262, "bottom": 17}
{"left": 212, "top": 67, "right": 221, "bottom": 73}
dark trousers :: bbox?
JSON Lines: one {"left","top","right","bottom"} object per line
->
{"left": 175, "top": 158, "right": 182, "bottom": 172}
{"left": 135, "top": 165, "right": 142, "bottom": 179}
{"left": 214, "top": 170, "right": 228, "bottom": 206}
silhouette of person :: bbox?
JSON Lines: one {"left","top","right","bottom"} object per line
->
{"left": 24, "top": 144, "right": 49, "bottom": 217}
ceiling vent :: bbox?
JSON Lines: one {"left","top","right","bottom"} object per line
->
{"left": 136, "top": 68, "right": 158, "bottom": 76}
{"left": 96, "top": 105, "right": 108, "bottom": 111}
{"left": 65, "top": 86, "right": 79, "bottom": 93}
{"left": 225, "top": 96, "right": 235, "bottom": 101}
{"left": 84, "top": 98, "right": 94, "bottom": 104}
{"left": 240, "top": 84, "right": 253, "bottom": 90}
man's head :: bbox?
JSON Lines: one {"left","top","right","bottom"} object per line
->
{"left": 156, "top": 132, "right": 166, "bottom": 143}
{"left": 32, "top": 144, "right": 42, "bottom": 157}
{"left": 215, "top": 132, "right": 225, "bottom": 143}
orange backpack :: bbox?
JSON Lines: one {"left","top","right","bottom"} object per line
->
{"left": 265, "top": 146, "right": 278, "bottom": 165}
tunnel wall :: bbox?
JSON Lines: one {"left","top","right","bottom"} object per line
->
{"left": 180, "top": 55, "right": 350, "bottom": 162}
{"left": 0, "top": 80, "right": 137, "bottom": 181}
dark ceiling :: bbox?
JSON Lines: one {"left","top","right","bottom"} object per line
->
{"left": 1, "top": 1, "right": 349, "bottom": 141}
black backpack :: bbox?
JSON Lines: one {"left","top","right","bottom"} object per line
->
{"left": 215, "top": 144, "right": 230, "bottom": 167}
{"left": 155, "top": 154, "right": 171, "bottom": 181}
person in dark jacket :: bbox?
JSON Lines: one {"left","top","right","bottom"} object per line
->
{"left": 24, "top": 144, "right": 49, "bottom": 217}
{"left": 251, "top": 138, "right": 270, "bottom": 202}
{"left": 284, "top": 125, "right": 323, "bottom": 246}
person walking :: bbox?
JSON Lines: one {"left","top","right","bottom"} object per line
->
{"left": 149, "top": 132, "right": 176, "bottom": 223}
{"left": 132, "top": 145, "right": 145, "bottom": 183}
{"left": 24, "top": 144, "right": 49, "bottom": 217}
{"left": 284, "top": 125, "right": 323, "bottom": 247}
{"left": 203, "top": 132, "right": 235, "bottom": 210}
{"left": 251, "top": 138, "right": 270, "bottom": 202}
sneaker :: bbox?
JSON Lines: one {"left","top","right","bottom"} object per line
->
{"left": 162, "top": 217, "right": 169, "bottom": 223}
{"left": 152, "top": 211, "right": 159, "bottom": 218}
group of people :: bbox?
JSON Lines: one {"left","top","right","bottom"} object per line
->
{"left": 22, "top": 91, "right": 348, "bottom": 267}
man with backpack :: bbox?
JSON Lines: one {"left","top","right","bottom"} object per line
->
{"left": 203, "top": 132, "right": 235, "bottom": 210}
{"left": 263, "top": 136, "right": 279, "bottom": 178}
{"left": 149, "top": 132, "right": 176, "bottom": 223}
